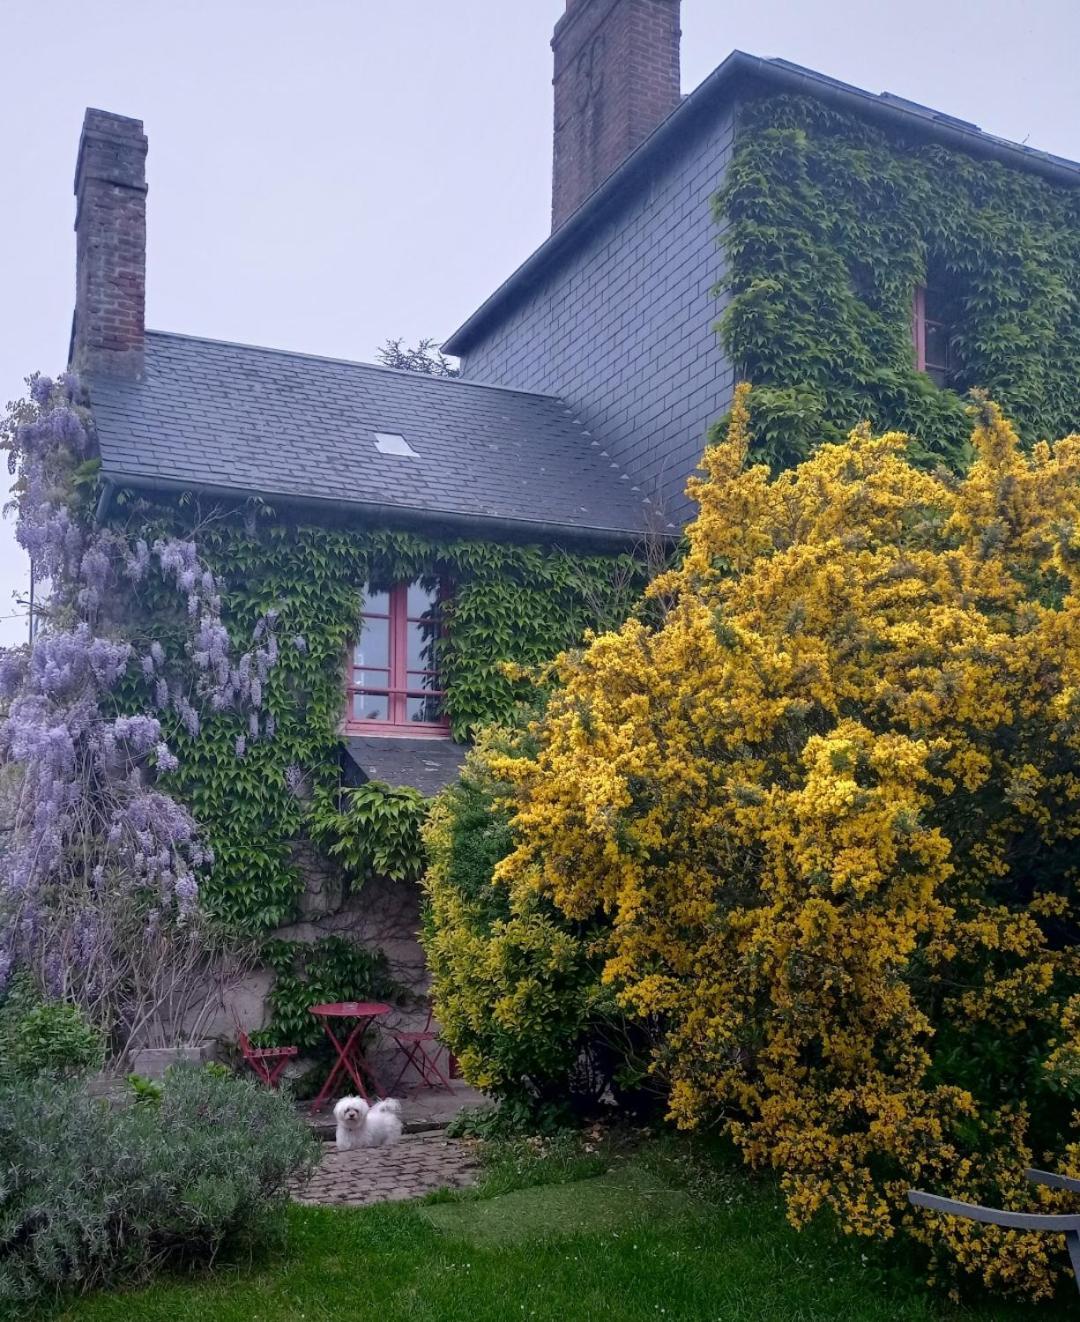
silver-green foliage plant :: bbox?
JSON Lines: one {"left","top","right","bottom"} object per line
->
{"left": 0, "top": 1065, "right": 319, "bottom": 1302}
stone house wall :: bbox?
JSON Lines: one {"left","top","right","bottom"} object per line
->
{"left": 202, "top": 846, "right": 431, "bottom": 1077}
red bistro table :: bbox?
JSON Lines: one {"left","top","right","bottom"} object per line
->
{"left": 309, "top": 1001, "right": 391, "bottom": 1112}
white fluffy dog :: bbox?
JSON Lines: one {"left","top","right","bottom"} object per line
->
{"left": 333, "top": 1096, "right": 403, "bottom": 1150}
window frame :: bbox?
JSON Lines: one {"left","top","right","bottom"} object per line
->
{"left": 345, "top": 580, "right": 451, "bottom": 738}
{"left": 913, "top": 283, "right": 954, "bottom": 388}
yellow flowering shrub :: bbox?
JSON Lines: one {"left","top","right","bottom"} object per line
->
{"left": 486, "top": 389, "right": 1080, "bottom": 1299}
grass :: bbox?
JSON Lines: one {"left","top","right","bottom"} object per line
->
{"left": 418, "top": 1162, "right": 692, "bottom": 1244}
{"left": 40, "top": 1132, "right": 1077, "bottom": 1322}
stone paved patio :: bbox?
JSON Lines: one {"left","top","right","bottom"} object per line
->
{"left": 293, "top": 1132, "right": 479, "bottom": 1207}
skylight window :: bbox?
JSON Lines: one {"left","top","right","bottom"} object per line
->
{"left": 373, "top": 431, "right": 419, "bottom": 458}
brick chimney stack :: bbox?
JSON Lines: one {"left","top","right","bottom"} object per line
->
{"left": 551, "top": 0, "right": 681, "bottom": 230}
{"left": 71, "top": 109, "right": 148, "bottom": 379}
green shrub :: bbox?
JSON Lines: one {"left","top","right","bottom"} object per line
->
{"left": 422, "top": 726, "right": 655, "bottom": 1115}
{"left": 0, "top": 975, "right": 103, "bottom": 1079}
{"left": 0, "top": 1065, "right": 319, "bottom": 1303}
{"left": 0, "top": 972, "right": 38, "bottom": 1070}
{"left": 127, "top": 1073, "right": 164, "bottom": 1106}
{"left": 12, "top": 1000, "right": 103, "bottom": 1077}
{"left": 446, "top": 1098, "right": 572, "bottom": 1140}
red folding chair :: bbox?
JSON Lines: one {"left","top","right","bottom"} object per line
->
{"left": 237, "top": 1028, "right": 298, "bottom": 1087}
{"left": 388, "top": 1004, "right": 454, "bottom": 1092}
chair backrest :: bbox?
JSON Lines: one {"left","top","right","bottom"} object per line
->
{"left": 236, "top": 1027, "right": 254, "bottom": 1057}
{"left": 390, "top": 1003, "right": 436, "bottom": 1033}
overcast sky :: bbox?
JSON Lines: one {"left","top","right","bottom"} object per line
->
{"left": 2, "top": 0, "right": 1078, "bottom": 646}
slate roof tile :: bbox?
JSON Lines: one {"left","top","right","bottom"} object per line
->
{"left": 87, "top": 332, "right": 649, "bottom": 538}
{"left": 343, "top": 736, "right": 468, "bottom": 798}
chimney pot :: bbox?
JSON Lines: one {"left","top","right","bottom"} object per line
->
{"left": 71, "top": 108, "right": 147, "bottom": 379}
{"left": 551, "top": 0, "right": 681, "bottom": 230}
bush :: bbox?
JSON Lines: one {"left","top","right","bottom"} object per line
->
{"left": 422, "top": 724, "right": 655, "bottom": 1115}
{"left": 445, "top": 1098, "right": 573, "bottom": 1140}
{"left": 12, "top": 1001, "right": 103, "bottom": 1077}
{"left": 0, "top": 975, "right": 103, "bottom": 1078}
{"left": 0, "top": 1065, "right": 319, "bottom": 1302}
{"left": 476, "top": 391, "right": 1080, "bottom": 1301}
{"left": 0, "top": 973, "right": 38, "bottom": 1070}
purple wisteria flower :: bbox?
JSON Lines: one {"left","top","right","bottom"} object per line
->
{"left": 0, "top": 375, "right": 284, "bottom": 1011}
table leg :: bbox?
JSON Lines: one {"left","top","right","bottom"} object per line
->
{"left": 345, "top": 1019, "right": 387, "bottom": 1099}
{"left": 311, "top": 1019, "right": 369, "bottom": 1111}
{"left": 310, "top": 1017, "right": 388, "bottom": 1111}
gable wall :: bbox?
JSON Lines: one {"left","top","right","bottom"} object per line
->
{"left": 458, "top": 103, "right": 736, "bottom": 524}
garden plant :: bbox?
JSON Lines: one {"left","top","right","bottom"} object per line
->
{"left": 429, "top": 387, "right": 1080, "bottom": 1301}
{"left": 0, "top": 1065, "right": 318, "bottom": 1304}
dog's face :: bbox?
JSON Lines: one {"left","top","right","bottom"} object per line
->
{"left": 334, "top": 1097, "right": 367, "bottom": 1127}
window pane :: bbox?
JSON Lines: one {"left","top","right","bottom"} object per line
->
{"left": 407, "top": 693, "right": 445, "bottom": 724}
{"left": 924, "top": 321, "right": 949, "bottom": 368}
{"left": 361, "top": 585, "right": 390, "bottom": 616}
{"left": 407, "top": 666, "right": 442, "bottom": 688}
{"left": 407, "top": 618, "right": 441, "bottom": 671}
{"left": 407, "top": 668, "right": 442, "bottom": 693}
{"left": 352, "top": 692, "right": 389, "bottom": 722}
{"left": 353, "top": 668, "right": 390, "bottom": 689}
{"left": 406, "top": 580, "right": 440, "bottom": 617}
{"left": 354, "top": 615, "right": 389, "bottom": 669}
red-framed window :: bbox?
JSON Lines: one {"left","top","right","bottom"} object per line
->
{"left": 346, "top": 580, "right": 450, "bottom": 736}
{"left": 913, "top": 284, "right": 955, "bottom": 388}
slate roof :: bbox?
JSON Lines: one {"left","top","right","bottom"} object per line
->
{"left": 445, "top": 51, "right": 1080, "bottom": 355}
{"left": 88, "top": 331, "right": 650, "bottom": 540}
{"left": 343, "top": 736, "right": 468, "bottom": 798}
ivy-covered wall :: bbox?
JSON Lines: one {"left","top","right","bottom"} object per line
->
{"left": 114, "top": 493, "right": 641, "bottom": 934}
{"left": 718, "top": 93, "right": 1080, "bottom": 469}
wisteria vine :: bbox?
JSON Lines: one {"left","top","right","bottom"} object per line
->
{"left": 0, "top": 373, "right": 280, "bottom": 1040}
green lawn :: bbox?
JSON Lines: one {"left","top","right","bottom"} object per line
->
{"left": 42, "top": 1135, "right": 1076, "bottom": 1322}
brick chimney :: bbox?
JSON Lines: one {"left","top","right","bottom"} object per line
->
{"left": 71, "top": 109, "right": 148, "bottom": 379}
{"left": 551, "top": 0, "right": 681, "bottom": 230}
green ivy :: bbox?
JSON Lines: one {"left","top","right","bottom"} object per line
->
{"left": 309, "top": 781, "right": 428, "bottom": 885}
{"left": 717, "top": 93, "right": 1080, "bottom": 469}
{"left": 109, "top": 493, "right": 644, "bottom": 932}
{"left": 253, "top": 936, "right": 403, "bottom": 1050}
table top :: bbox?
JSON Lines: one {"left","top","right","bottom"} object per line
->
{"left": 309, "top": 1001, "right": 392, "bottom": 1019}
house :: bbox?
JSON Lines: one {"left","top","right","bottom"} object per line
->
{"left": 68, "top": 0, "right": 1080, "bottom": 1023}
{"left": 447, "top": 0, "right": 1080, "bottom": 516}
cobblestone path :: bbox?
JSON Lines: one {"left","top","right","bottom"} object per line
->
{"left": 293, "top": 1133, "right": 479, "bottom": 1207}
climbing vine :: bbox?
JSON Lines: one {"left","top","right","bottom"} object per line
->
{"left": 255, "top": 936, "right": 402, "bottom": 1051}
{"left": 109, "top": 490, "right": 645, "bottom": 931}
{"left": 308, "top": 782, "right": 429, "bottom": 887}
{"left": 717, "top": 93, "right": 1080, "bottom": 469}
